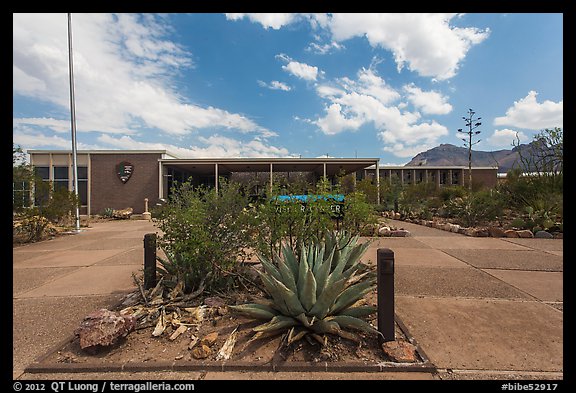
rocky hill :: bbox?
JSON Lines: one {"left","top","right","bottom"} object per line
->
{"left": 405, "top": 143, "right": 537, "bottom": 173}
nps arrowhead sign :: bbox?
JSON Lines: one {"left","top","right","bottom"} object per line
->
{"left": 116, "top": 162, "right": 134, "bottom": 184}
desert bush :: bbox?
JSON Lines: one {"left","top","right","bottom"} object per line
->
{"left": 443, "top": 189, "right": 505, "bottom": 227}
{"left": 155, "top": 180, "right": 256, "bottom": 294}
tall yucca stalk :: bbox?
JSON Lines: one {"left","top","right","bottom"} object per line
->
{"left": 230, "top": 231, "right": 380, "bottom": 345}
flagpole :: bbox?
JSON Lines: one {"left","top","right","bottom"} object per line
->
{"left": 67, "top": 13, "right": 80, "bottom": 232}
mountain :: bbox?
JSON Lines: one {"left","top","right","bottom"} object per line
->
{"left": 405, "top": 143, "right": 531, "bottom": 173}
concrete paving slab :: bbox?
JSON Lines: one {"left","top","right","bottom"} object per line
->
{"left": 94, "top": 248, "right": 144, "bottom": 266}
{"left": 385, "top": 248, "right": 469, "bottom": 268}
{"left": 396, "top": 296, "right": 563, "bottom": 371}
{"left": 502, "top": 238, "right": 563, "bottom": 252}
{"left": 544, "top": 302, "right": 563, "bottom": 312}
{"left": 12, "top": 237, "right": 87, "bottom": 251}
{"left": 546, "top": 251, "right": 563, "bottom": 257}
{"left": 114, "top": 230, "right": 160, "bottom": 239}
{"left": 70, "top": 237, "right": 143, "bottom": 250}
{"left": 395, "top": 266, "right": 531, "bottom": 299}
{"left": 16, "top": 265, "right": 140, "bottom": 298}
{"left": 203, "top": 371, "right": 435, "bottom": 380}
{"left": 12, "top": 250, "right": 56, "bottom": 263}
{"left": 13, "top": 267, "right": 79, "bottom": 296}
{"left": 13, "top": 295, "right": 124, "bottom": 374}
{"left": 484, "top": 270, "right": 563, "bottom": 302}
{"left": 363, "top": 237, "right": 433, "bottom": 250}
{"left": 443, "top": 249, "right": 563, "bottom": 271}
{"left": 13, "top": 250, "right": 125, "bottom": 268}
{"left": 415, "top": 237, "right": 532, "bottom": 250}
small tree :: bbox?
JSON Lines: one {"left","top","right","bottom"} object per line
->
{"left": 458, "top": 109, "right": 482, "bottom": 191}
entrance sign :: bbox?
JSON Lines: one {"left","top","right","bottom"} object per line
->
{"left": 116, "top": 162, "right": 134, "bottom": 184}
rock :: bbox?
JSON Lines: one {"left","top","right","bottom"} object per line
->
{"left": 394, "top": 212, "right": 401, "bottom": 220}
{"left": 191, "top": 344, "right": 212, "bottom": 359}
{"left": 516, "top": 230, "right": 534, "bottom": 238}
{"left": 217, "top": 306, "right": 228, "bottom": 316}
{"left": 443, "top": 223, "right": 452, "bottom": 232}
{"left": 475, "top": 228, "right": 490, "bottom": 237}
{"left": 458, "top": 227, "right": 468, "bottom": 235}
{"left": 378, "top": 226, "right": 392, "bottom": 237}
{"left": 74, "top": 309, "right": 136, "bottom": 350}
{"left": 175, "top": 354, "right": 184, "bottom": 360}
{"left": 488, "top": 227, "right": 506, "bottom": 238}
{"left": 391, "top": 229, "right": 410, "bottom": 237}
{"left": 504, "top": 230, "right": 520, "bottom": 238}
{"left": 112, "top": 207, "right": 133, "bottom": 219}
{"left": 381, "top": 339, "right": 419, "bottom": 363}
{"left": 200, "top": 332, "right": 219, "bottom": 347}
{"left": 169, "top": 325, "right": 188, "bottom": 341}
{"left": 553, "top": 233, "right": 563, "bottom": 239}
{"left": 534, "top": 230, "right": 553, "bottom": 239}
{"left": 464, "top": 228, "right": 476, "bottom": 237}
{"left": 450, "top": 224, "right": 461, "bottom": 233}
{"left": 204, "top": 296, "right": 226, "bottom": 308}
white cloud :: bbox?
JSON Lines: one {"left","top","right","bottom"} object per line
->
{"left": 282, "top": 61, "right": 321, "bottom": 81}
{"left": 13, "top": 13, "right": 271, "bottom": 140}
{"left": 225, "top": 13, "right": 300, "bottom": 30}
{"left": 486, "top": 128, "right": 528, "bottom": 148}
{"left": 403, "top": 84, "right": 452, "bottom": 115}
{"left": 257, "top": 80, "right": 292, "bottom": 91}
{"left": 97, "top": 134, "right": 291, "bottom": 158}
{"left": 493, "top": 91, "right": 563, "bottom": 130}
{"left": 231, "top": 13, "right": 489, "bottom": 80}
{"left": 306, "top": 41, "right": 345, "bottom": 55}
{"left": 382, "top": 142, "right": 440, "bottom": 158}
{"left": 311, "top": 66, "right": 449, "bottom": 157}
{"left": 327, "top": 13, "right": 490, "bottom": 80}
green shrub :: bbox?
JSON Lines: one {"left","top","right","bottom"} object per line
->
{"left": 155, "top": 180, "right": 256, "bottom": 294}
{"left": 510, "top": 218, "right": 526, "bottom": 229}
{"left": 443, "top": 189, "right": 504, "bottom": 227}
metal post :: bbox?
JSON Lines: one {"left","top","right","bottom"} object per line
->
{"left": 144, "top": 233, "right": 157, "bottom": 290}
{"left": 377, "top": 248, "right": 395, "bottom": 344}
{"left": 67, "top": 13, "right": 80, "bottom": 232}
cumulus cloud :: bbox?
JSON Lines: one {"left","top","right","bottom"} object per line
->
{"left": 327, "top": 13, "right": 489, "bottom": 80}
{"left": 13, "top": 13, "right": 272, "bottom": 141}
{"left": 493, "top": 91, "right": 563, "bottom": 130}
{"left": 257, "top": 80, "right": 292, "bottom": 91}
{"left": 225, "top": 13, "right": 301, "bottom": 30}
{"left": 403, "top": 84, "right": 452, "bottom": 115}
{"left": 97, "top": 134, "right": 291, "bottom": 158}
{"left": 486, "top": 128, "right": 529, "bottom": 148}
{"left": 229, "top": 13, "right": 489, "bottom": 80}
{"left": 282, "top": 61, "right": 321, "bottom": 81}
{"left": 311, "top": 66, "right": 449, "bottom": 157}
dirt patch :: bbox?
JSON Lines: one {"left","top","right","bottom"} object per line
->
{"left": 35, "top": 291, "right": 429, "bottom": 371}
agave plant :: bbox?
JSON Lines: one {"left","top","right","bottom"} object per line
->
{"left": 229, "top": 231, "right": 380, "bottom": 345}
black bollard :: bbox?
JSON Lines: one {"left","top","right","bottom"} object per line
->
{"left": 377, "top": 248, "right": 395, "bottom": 344}
{"left": 143, "top": 233, "right": 157, "bottom": 290}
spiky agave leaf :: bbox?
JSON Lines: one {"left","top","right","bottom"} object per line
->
{"left": 228, "top": 303, "right": 279, "bottom": 320}
{"left": 239, "top": 231, "right": 378, "bottom": 344}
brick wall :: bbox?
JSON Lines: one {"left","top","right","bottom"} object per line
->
{"left": 466, "top": 168, "right": 498, "bottom": 189}
{"left": 90, "top": 153, "right": 161, "bottom": 215}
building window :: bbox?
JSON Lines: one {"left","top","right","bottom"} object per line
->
{"left": 78, "top": 167, "right": 88, "bottom": 206}
{"left": 53, "top": 166, "right": 69, "bottom": 192}
{"left": 452, "top": 171, "right": 459, "bottom": 185}
{"left": 33, "top": 166, "right": 50, "bottom": 206}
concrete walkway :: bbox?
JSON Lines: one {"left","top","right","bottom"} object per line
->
{"left": 13, "top": 218, "right": 563, "bottom": 380}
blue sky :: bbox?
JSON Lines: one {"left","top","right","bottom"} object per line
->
{"left": 13, "top": 13, "right": 563, "bottom": 165}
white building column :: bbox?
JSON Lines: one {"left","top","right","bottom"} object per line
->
{"left": 215, "top": 163, "right": 219, "bottom": 193}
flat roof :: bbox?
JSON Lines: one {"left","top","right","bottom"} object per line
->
{"left": 28, "top": 149, "right": 180, "bottom": 158}
{"left": 365, "top": 165, "right": 498, "bottom": 170}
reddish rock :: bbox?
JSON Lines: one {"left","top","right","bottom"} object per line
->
{"left": 516, "top": 230, "right": 534, "bottom": 238}
{"left": 200, "top": 332, "right": 219, "bottom": 347}
{"left": 475, "top": 228, "right": 490, "bottom": 237}
{"left": 191, "top": 344, "right": 212, "bottom": 359}
{"left": 504, "top": 230, "right": 520, "bottom": 238}
{"left": 74, "top": 309, "right": 136, "bottom": 350}
{"left": 381, "top": 339, "right": 419, "bottom": 363}
{"left": 488, "top": 227, "right": 506, "bottom": 238}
